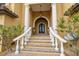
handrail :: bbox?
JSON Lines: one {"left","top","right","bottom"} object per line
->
{"left": 49, "top": 27, "right": 67, "bottom": 56}
{"left": 49, "top": 27, "right": 67, "bottom": 43}
{"left": 13, "top": 27, "right": 31, "bottom": 41}
{"left": 13, "top": 27, "right": 32, "bottom": 54}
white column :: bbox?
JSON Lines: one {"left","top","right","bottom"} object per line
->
{"left": 52, "top": 3, "right": 58, "bottom": 51}
{"left": 24, "top": 4, "right": 30, "bottom": 45}
{"left": 52, "top": 3, "right": 57, "bottom": 30}
{"left": 24, "top": 4, "right": 30, "bottom": 32}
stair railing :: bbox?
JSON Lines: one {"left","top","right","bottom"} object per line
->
{"left": 13, "top": 27, "right": 32, "bottom": 54}
{"left": 49, "top": 27, "right": 67, "bottom": 56}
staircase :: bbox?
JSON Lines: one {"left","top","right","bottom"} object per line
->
{"left": 5, "top": 34, "right": 60, "bottom": 56}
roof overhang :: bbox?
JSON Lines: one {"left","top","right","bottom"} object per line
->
{"left": 0, "top": 4, "right": 18, "bottom": 18}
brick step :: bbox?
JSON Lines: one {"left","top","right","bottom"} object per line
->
{"left": 31, "top": 35, "right": 49, "bottom": 37}
{"left": 23, "top": 46, "right": 58, "bottom": 52}
{"left": 22, "top": 51, "right": 60, "bottom": 56}
{"left": 28, "top": 41, "right": 51, "bottom": 43}
{"left": 21, "top": 51, "right": 60, "bottom": 56}
{"left": 30, "top": 38, "right": 50, "bottom": 40}
{"left": 25, "top": 46, "right": 55, "bottom": 50}
{"left": 27, "top": 42, "right": 52, "bottom": 46}
{"left": 6, "top": 51, "right": 60, "bottom": 56}
{"left": 30, "top": 37, "right": 50, "bottom": 40}
{"left": 27, "top": 44, "right": 53, "bottom": 47}
{"left": 29, "top": 39, "right": 51, "bottom": 42}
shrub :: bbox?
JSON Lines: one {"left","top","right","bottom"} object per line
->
{"left": 0, "top": 24, "right": 23, "bottom": 40}
{"left": 0, "top": 24, "right": 23, "bottom": 52}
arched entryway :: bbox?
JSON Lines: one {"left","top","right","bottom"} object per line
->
{"left": 33, "top": 17, "right": 48, "bottom": 34}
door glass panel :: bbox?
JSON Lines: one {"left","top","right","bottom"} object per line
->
{"left": 39, "top": 23, "right": 45, "bottom": 33}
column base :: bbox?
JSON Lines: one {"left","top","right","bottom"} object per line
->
{"left": 60, "top": 53, "right": 65, "bottom": 56}
{"left": 52, "top": 43, "right": 55, "bottom": 47}
{"left": 21, "top": 46, "right": 24, "bottom": 50}
{"left": 24, "top": 42, "right": 27, "bottom": 45}
{"left": 55, "top": 47, "right": 59, "bottom": 51}
{"left": 15, "top": 51, "right": 19, "bottom": 55}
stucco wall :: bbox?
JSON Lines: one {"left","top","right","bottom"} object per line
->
{"left": 0, "top": 14, "right": 5, "bottom": 25}
{"left": 57, "top": 3, "right": 64, "bottom": 20}
{"left": 4, "top": 15, "right": 17, "bottom": 26}
{"left": 56, "top": 3, "right": 74, "bottom": 20}
{"left": 14, "top": 3, "right": 24, "bottom": 27}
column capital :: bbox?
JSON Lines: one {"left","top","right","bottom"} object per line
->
{"left": 51, "top": 3, "right": 56, "bottom": 7}
{"left": 24, "top": 3, "right": 30, "bottom": 8}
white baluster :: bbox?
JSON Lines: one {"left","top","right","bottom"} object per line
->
{"left": 15, "top": 40, "right": 19, "bottom": 54}
{"left": 28, "top": 31, "right": 30, "bottom": 39}
{"left": 51, "top": 35, "right": 55, "bottom": 46}
{"left": 27, "top": 32, "right": 29, "bottom": 41}
{"left": 55, "top": 38, "right": 59, "bottom": 51}
{"left": 49, "top": 30, "right": 55, "bottom": 47}
{"left": 21, "top": 37, "right": 24, "bottom": 50}
{"left": 24, "top": 36, "right": 28, "bottom": 45}
{"left": 29, "top": 30, "right": 32, "bottom": 37}
{"left": 60, "top": 42, "right": 65, "bottom": 56}
{"left": 49, "top": 32, "right": 52, "bottom": 39}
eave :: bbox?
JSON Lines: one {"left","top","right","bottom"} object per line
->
{"left": 0, "top": 5, "right": 18, "bottom": 18}
{"left": 64, "top": 3, "right": 79, "bottom": 16}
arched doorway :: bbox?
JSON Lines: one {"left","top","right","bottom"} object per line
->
{"left": 39, "top": 23, "right": 45, "bottom": 33}
{"left": 34, "top": 17, "right": 48, "bottom": 34}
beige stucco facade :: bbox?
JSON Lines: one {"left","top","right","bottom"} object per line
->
{"left": 0, "top": 3, "right": 76, "bottom": 34}
{"left": 0, "top": 3, "right": 79, "bottom": 53}
{"left": 0, "top": 3, "right": 77, "bottom": 30}
{"left": 0, "top": 3, "right": 24, "bottom": 27}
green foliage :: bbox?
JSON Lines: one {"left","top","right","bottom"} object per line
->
{"left": 0, "top": 24, "right": 23, "bottom": 40}
{"left": 71, "top": 16, "right": 79, "bottom": 34}
{"left": 58, "top": 17, "right": 67, "bottom": 32}
{"left": 71, "top": 16, "right": 79, "bottom": 23}
{"left": 58, "top": 16, "right": 79, "bottom": 50}
{"left": 58, "top": 15, "right": 79, "bottom": 35}
{"left": 58, "top": 17, "right": 65, "bottom": 29}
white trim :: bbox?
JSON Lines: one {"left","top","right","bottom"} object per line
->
{"left": 33, "top": 16, "right": 49, "bottom": 28}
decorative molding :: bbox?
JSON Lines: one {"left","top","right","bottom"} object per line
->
{"left": 33, "top": 16, "right": 49, "bottom": 27}
{"left": 0, "top": 4, "right": 18, "bottom": 18}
